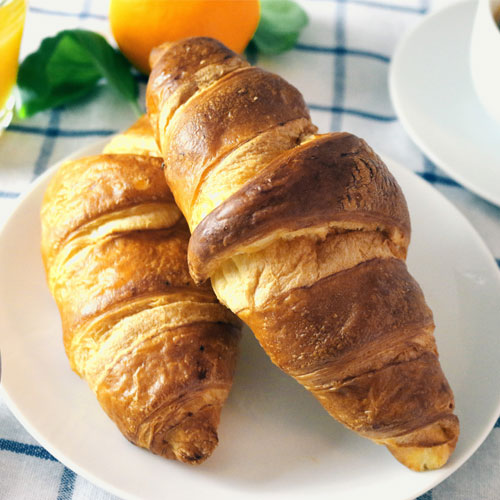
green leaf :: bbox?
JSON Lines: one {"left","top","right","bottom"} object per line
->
{"left": 17, "top": 29, "right": 138, "bottom": 118}
{"left": 244, "top": 40, "right": 259, "bottom": 65}
{"left": 251, "top": 0, "right": 308, "bottom": 55}
{"left": 70, "top": 30, "right": 137, "bottom": 103}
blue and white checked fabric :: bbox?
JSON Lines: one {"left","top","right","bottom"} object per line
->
{"left": 0, "top": 1, "right": 499, "bottom": 499}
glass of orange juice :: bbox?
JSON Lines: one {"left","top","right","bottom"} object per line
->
{"left": 0, "top": 0, "right": 26, "bottom": 133}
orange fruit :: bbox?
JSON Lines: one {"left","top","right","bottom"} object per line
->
{"left": 109, "top": 0, "right": 260, "bottom": 74}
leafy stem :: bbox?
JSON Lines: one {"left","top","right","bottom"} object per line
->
{"left": 246, "top": 0, "right": 308, "bottom": 63}
{"left": 16, "top": 29, "right": 139, "bottom": 119}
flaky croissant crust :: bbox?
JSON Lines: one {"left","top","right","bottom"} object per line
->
{"left": 147, "top": 37, "right": 459, "bottom": 471}
{"left": 41, "top": 122, "right": 241, "bottom": 464}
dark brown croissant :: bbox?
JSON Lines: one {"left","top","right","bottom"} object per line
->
{"left": 41, "top": 118, "right": 241, "bottom": 464}
{"left": 146, "top": 37, "right": 459, "bottom": 471}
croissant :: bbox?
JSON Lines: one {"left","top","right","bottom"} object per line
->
{"left": 40, "top": 118, "right": 241, "bottom": 464}
{"left": 146, "top": 37, "right": 459, "bottom": 471}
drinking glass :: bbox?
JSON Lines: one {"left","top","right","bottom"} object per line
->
{"left": 0, "top": 0, "right": 26, "bottom": 133}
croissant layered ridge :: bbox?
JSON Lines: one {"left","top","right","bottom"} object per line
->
{"left": 41, "top": 122, "right": 241, "bottom": 464}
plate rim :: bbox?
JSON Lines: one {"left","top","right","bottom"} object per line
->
{"left": 388, "top": 0, "right": 500, "bottom": 208}
{"left": 1, "top": 139, "right": 500, "bottom": 500}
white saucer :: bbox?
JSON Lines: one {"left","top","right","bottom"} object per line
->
{"left": 390, "top": 0, "right": 500, "bottom": 207}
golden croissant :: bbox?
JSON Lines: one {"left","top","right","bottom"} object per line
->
{"left": 41, "top": 117, "right": 241, "bottom": 464}
{"left": 146, "top": 37, "right": 459, "bottom": 471}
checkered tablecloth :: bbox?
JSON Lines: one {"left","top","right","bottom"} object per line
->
{"left": 1, "top": 1, "right": 499, "bottom": 499}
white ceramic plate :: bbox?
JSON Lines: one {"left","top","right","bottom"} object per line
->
{"left": 389, "top": 0, "right": 500, "bottom": 207}
{"left": 1, "top": 141, "right": 500, "bottom": 500}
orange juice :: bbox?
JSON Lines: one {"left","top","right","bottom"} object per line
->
{"left": 0, "top": 0, "right": 26, "bottom": 128}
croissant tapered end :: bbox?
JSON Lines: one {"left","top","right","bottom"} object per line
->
{"left": 152, "top": 405, "right": 221, "bottom": 464}
{"left": 102, "top": 115, "right": 161, "bottom": 157}
{"left": 382, "top": 416, "right": 459, "bottom": 471}
{"left": 149, "top": 42, "right": 172, "bottom": 70}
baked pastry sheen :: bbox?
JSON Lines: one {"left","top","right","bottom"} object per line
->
{"left": 147, "top": 37, "right": 459, "bottom": 471}
{"left": 41, "top": 119, "right": 241, "bottom": 464}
